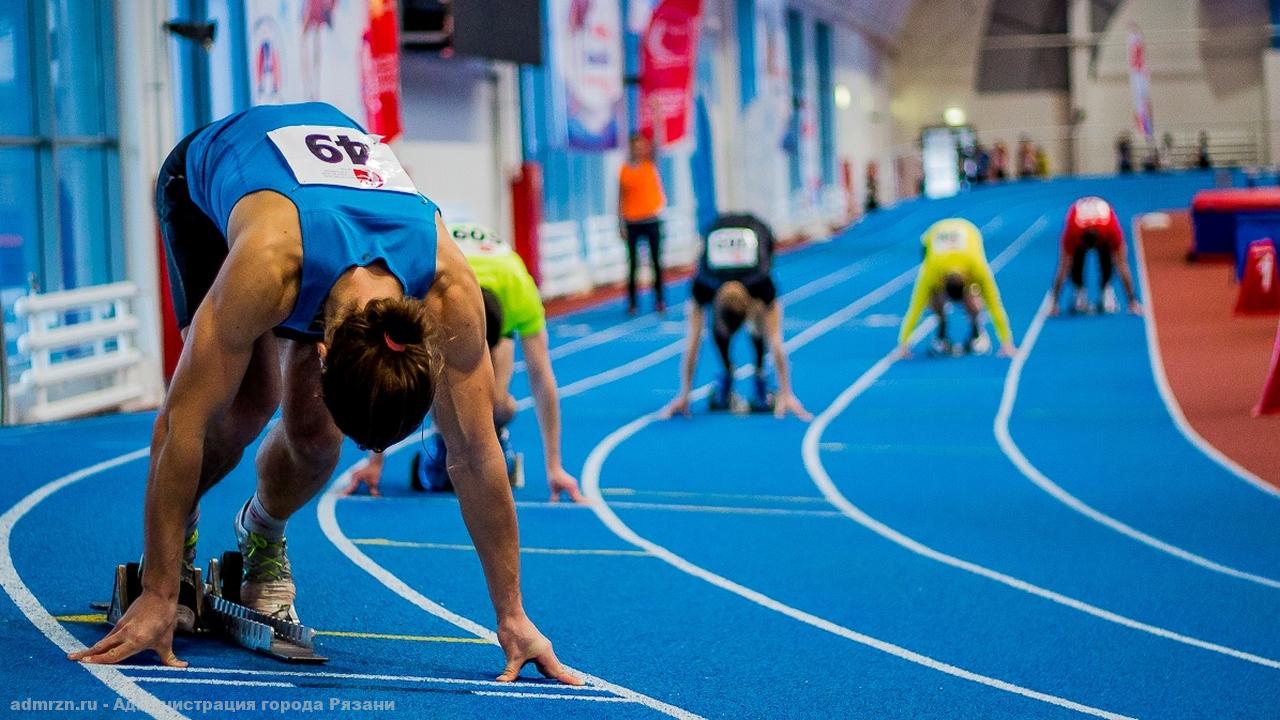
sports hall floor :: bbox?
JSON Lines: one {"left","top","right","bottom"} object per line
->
{"left": 1, "top": 172, "right": 1277, "bottom": 718}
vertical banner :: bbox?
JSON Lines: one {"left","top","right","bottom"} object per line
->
{"left": 246, "top": 0, "right": 390, "bottom": 133}
{"left": 362, "top": 0, "right": 403, "bottom": 142}
{"left": 551, "top": 0, "right": 624, "bottom": 151}
{"left": 1127, "top": 24, "right": 1154, "bottom": 142}
{"left": 639, "top": 0, "right": 702, "bottom": 145}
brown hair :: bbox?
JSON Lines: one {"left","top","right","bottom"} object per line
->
{"left": 321, "top": 296, "right": 438, "bottom": 452}
{"left": 714, "top": 281, "right": 751, "bottom": 336}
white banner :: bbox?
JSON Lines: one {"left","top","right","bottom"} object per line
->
{"left": 246, "top": 0, "right": 367, "bottom": 120}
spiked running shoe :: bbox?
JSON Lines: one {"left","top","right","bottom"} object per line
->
{"left": 234, "top": 507, "right": 298, "bottom": 623}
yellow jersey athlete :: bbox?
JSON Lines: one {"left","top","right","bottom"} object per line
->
{"left": 348, "top": 223, "right": 584, "bottom": 503}
{"left": 897, "top": 218, "right": 1016, "bottom": 358}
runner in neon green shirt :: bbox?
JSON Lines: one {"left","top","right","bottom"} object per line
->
{"left": 897, "top": 218, "right": 1016, "bottom": 358}
{"left": 348, "top": 223, "right": 583, "bottom": 503}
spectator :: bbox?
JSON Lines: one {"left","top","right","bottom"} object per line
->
{"left": 1160, "top": 132, "right": 1175, "bottom": 169}
{"left": 1035, "top": 146, "right": 1049, "bottom": 177}
{"left": 974, "top": 144, "right": 991, "bottom": 184}
{"left": 1018, "top": 136, "right": 1036, "bottom": 178}
{"left": 618, "top": 132, "right": 667, "bottom": 315}
{"left": 1197, "top": 131, "right": 1212, "bottom": 169}
{"left": 1116, "top": 133, "right": 1134, "bottom": 174}
{"left": 992, "top": 141, "right": 1008, "bottom": 180}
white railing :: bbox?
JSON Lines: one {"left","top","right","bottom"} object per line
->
{"left": 537, "top": 221, "right": 593, "bottom": 299}
{"left": 7, "top": 281, "right": 155, "bottom": 423}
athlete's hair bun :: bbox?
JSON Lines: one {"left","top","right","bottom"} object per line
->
{"left": 365, "top": 297, "right": 427, "bottom": 349}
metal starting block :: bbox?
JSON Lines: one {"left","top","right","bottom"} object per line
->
{"left": 103, "top": 552, "right": 327, "bottom": 664}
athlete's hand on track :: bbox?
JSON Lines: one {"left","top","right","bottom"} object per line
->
{"left": 774, "top": 391, "right": 813, "bottom": 421}
{"left": 895, "top": 345, "right": 913, "bottom": 361}
{"left": 547, "top": 467, "right": 586, "bottom": 503}
{"left": 998, "top": 343, "right": 1018, "bottom": 358}
{"left": 660, "top": 394, "right": 692, "bottom": 419}
{"left": 1128, "top": 300, "right": 1144, "bottom": 316}
{"left": 497, "top": 616, "right": 583, "bottom": 685}
{"left": 69, "top": 591, "right": 186, "bottom": 668}
{"left": 1048, "top": 303, "right": 1060, "bottom": 318}
{"left": 343, "top": 458, "right": 383, "bottom": 496}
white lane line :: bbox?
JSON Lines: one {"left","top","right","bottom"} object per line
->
{"left": 315, "top": 228, "right": 922, "bottom": 719}
{"left": 317, "top": 484, "right": 701, "bottom": 718}
{"left": 602, "top": 489, "right": 828, "bottom": 504}
{"left": 605, "top": 501, "right": 841, "bottom": 518}
{"left": 1130, "top": 216, "right": 1280, "bottom": 499}
{"left": 995, "top": 293, "right": 1280, "bottom": 589}
{"left": 581, "top": 220, "right": 1136, "bottom": 720}
{"left": 116, "top": 664, "right": 609, "bottom": 692}
{"left": 352, "top": 538, "right": 650, "bottom": 557}
{"left": 517, "top": 315, "right": 660, "bottom": 372}
{"left": 802, "top": 220, "right": 1280, "bottom": 671}
{"left": 0, "top": 448, "right": 184, "bottom": 720}
{"left": 470, "top": 690, "right": 635, "bottom": 702}
{"left": 131, "top": 677, "right": 295, "bottom": 688}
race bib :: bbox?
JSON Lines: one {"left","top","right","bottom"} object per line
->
{"left": 930, "top": 228, "right": 966, "bottom": 253}
{"left": 450, "top": 223, "right": 511, "bottom": 257}
{"left": 1074, "top": 197, "right": 1111, "bottom": 224}
{"left": 267, "top": 125, "right": 419, "bottom": 194}
{"left": 706, "top": 227, "right": 760, "bottom": 270}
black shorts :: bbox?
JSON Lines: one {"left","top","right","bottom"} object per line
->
{"left": 156, "top": 126, "right": 226, "bottom": 330}
{"left": 691, "top": 274, "right": 777, "bottom": 307}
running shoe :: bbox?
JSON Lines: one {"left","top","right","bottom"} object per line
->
{"left": 1100, "top": 286, "right": 1118, "bottom": 314}
{"left": 928, "top": 337, "right": 953, "bottom": 357}
{"left": 966, "top": 332, "right": 992, "bottom": 355}
{"left": 412, "top": 433, "right": 452, "bottom": 492}
{"left": 234, "top": 505, "right": 298, "bottom": 623}
{"left": 749, "top": 373, "right": 775, "bottom": 412}
{"left": 176, "top": 528, "right": 199, "bottom": 633}
{"left": 1072, "top": 288, "right": 1090, "bottom": 314}
{"left": 498, "top": 428, "right": 517, "bottom": 480}
{"left": 709, "top": 373, "right": 734, "bottom": 410}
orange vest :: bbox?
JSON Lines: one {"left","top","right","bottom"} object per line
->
{"left": 618, "top": 161, "right": 666, "bottom": 222}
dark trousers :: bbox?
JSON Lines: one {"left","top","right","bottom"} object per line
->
{"left": 1071, "top": 245, "right": 1114, "bottom": 289}
{"left": 624, "top": 220, "right": 664, "bottom": 309}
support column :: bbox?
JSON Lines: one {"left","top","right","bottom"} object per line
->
{"left": 1067, "top": 0, "right": 1091, "bottom": 175}
{"left": 116, "top": 0, "right": 176, "bottom": 403}
{"left": 1263, "top": 0, "right": 1280, "bottom": 164}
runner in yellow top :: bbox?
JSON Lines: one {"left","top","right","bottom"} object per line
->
{"left": 897, "top": 218, "right": 1016, "bottom": 358}
{"left": 347, "top": 223, "right": 584, "bottom": 503}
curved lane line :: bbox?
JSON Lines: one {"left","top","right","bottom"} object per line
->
{"left": 995, "top": 293, "right": 1280, "bottom": 589}
{"left": 0, "top": 448, "right": 185, "bottom": 720}
{"left": 1129, "top": 216, "right": 1280, "bottom": 499}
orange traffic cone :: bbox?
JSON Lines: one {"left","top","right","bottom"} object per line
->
{"left": 1256, "top": 317, "right": 1280, "bottom": 416}
{"left": 1235, "top": 239, "right": 1280, "bottom": 315}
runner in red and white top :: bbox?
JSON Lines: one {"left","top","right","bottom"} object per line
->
{"left": 1051, "top": 196, "right": 1142, "bottom": 316}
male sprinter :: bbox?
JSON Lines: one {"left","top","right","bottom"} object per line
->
{"left": 346, "top": 223, "right": 585, "bottom": 503}
{"left": 1050, "top": 196, "right": 1142, "bottom": 316}
{"left": 898, "top": 217, "right": 1016, "bottom": 358}
{"left": 70, "top": 102, "right": 578, "bottom": 685}
{"left": 662, "top": 212, "right": 810, "bottom": 419}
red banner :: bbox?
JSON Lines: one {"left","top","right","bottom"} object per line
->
{"left": 639, "top": 0, "right": 702, "bottom": 145}
{"left": 363, "top": 0, "right": 403, "bottom": 142}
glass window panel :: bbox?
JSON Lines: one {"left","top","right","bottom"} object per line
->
{"left": 53, "top": 146, "right": 116, "bottom": 290}
{"left": 0, "top": 147, "right": 41, "bottom": 382}
{"left": 49, "top": 0, "right": 109, "bottom": 136}
{"left": 0, "top": 2, "right": 35, "bottom": 135}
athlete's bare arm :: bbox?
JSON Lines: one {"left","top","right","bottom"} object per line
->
{"left": 71, "top": 227, "right": 295, "bottom": 667}
{"left": 662, "top": 301, "right": 706, "bottom": 417}
{"left": 1049, "top": 249, "right": 1072, "bottom": 316}
{"left": 762, "top": 303, "right": 810, "bottom": 420}
{"left": 1113, "top": 248, "right": 1142, "bottom": 314}
{"left": 520, "top": 331, "right": 583, "bottom": 502}
{"left": 425, "top": 218, "right": 580, "bottom": 684}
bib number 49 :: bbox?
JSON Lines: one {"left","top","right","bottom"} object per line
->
{"left": 268, "top": 124, "right": 419, "bottom": 194}
{"left": 306, "top": 134, "right": 371, "bottom": 166}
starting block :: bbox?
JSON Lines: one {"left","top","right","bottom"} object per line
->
{"left": 101, "top": 553, "right": 326, "bottom": 663}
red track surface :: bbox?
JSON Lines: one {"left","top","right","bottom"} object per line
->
{"left": 1137, "top": 211, "right": 1280, "bottom": 487}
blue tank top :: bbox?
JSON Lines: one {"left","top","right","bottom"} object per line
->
{"left": 185, "top": 102, "right": 438, "bottom": 341}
